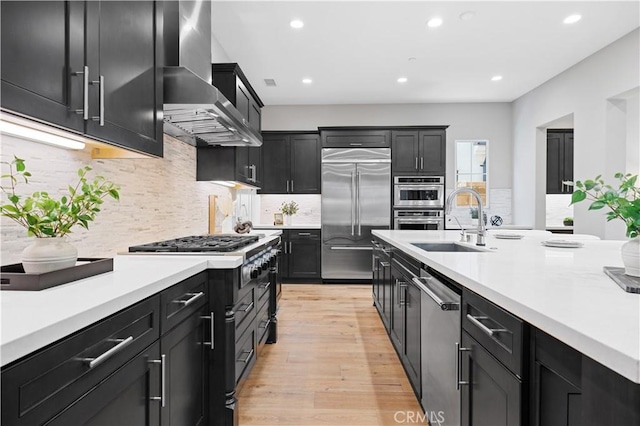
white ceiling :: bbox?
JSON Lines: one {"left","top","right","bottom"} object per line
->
{"left": 211, "top": 1, "right": 640, "bottom": 106}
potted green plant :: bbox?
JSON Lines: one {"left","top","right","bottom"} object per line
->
{"left": 1, "top": 156, "right": 120, "bottom": 273}
{"left": 563, "top": 217, "right": 574, "bottom": 226}
{"left": 280, "top": 201, "right": 299, "bottom": 226}
{"left": 566, "top": 173, "right": 639, "bottom": 276}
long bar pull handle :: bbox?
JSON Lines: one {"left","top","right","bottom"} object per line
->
{"left": 174, "top": 292, "right": 204, "bottom": 306}
{"left": 289, "top": 241, "right": 292, "bottom": 253}
{"left": 291, "top": 180, "right": 294, "bottom": 192}
{"left": 201, "top": 313, "right": 215, "bottom": 349}
{"left": 238, "top": 348, "right": 254, "bottom": 363}
{"left": 298, "top": 232, "right": 311, "bottom": 236}
{"left": 380, "top": 261, "right": 390, "bottom": 267}
{"left": 466, "top": 314, "right": 508, "bottom": 336}
{"left": 240, "top": 302, "right": 254, "bottom": 313}
{"left": 420, "top": 157, "right": 424, "bottom": 170}
{"left": 357, "top": 171, "right": 362, "bottom": 236}
{"left": 413, "top": 277, "right": 444, "bottom": 307}
{"left": 73, "top": 65, "right": 89, "bottom": 119}
{"left": 351, "top": 171, "right": 356, "bottom": 236}
{"left": 399, "top": 282, "right": 407, "bottom": 306}
{"left": 82, "top": 336, "right": 134, "bottom": 369}
{"left": 456, "top": 342, "right": 471, "bottom": 389}
{"left": 415, "top": 157, "right": 419, "bottom": 170}
{"left": 149, "top": 354, "right": 167, "bottom": 407}
{"left": 286, "top": 180, "right": 289, "bottom": 193}
{"left": 91, "top": 75, "right": 104, "bottom": 126}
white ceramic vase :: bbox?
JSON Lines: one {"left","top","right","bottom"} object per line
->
{"left": 284, "top": 214, "right": 293, "bottom": 226}
{"left": 621, "top": 237, "right": 640, "bottom": 277}
{"left": 21, "top": 237, "right": 78, "bottom": 274}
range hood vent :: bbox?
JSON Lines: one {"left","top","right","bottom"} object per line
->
{"left": 163, "top": 66, "right": 262, "bottom": 147}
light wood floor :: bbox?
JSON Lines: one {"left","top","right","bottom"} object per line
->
{"left": 237, "top": 284, "right": 426, "bottom": 425}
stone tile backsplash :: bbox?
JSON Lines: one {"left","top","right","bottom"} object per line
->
{"left": 256, "top": 194, "right": 322, "bottom": 225}
{"left": 0, "top": 134, "right": 231, "bottom": 264}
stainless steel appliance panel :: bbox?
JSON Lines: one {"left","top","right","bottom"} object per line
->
{"left": 418, "top": 270, "right": 461, "bottom": 425}
{"left": 393, "top": 176, "right": 445, "bottom": 208}
{"left": 393, "top": 210, "right": 444, "bottom": 230}
{"left": 321, "top": 148, "right": 391, "bottom": 280}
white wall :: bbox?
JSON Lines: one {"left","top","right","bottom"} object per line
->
{"left": 512, "top": 29, "right": 640, "bottom": 239}
{"left": 0, "top": 134, "right": 231, "bottom": 264}
{"left": 263, "top": 102, "right": 513, "bottom": 194}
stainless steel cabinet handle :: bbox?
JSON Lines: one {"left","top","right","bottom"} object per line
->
{"left": 380, "top": 261, "right": 390, "bottom": 267}
{"left": 201, "top": 313, "right": 215, "bottom": 350}
{"left": 174, "top": 292, "right": 204, "bottom": 306}
{"left": 350, "top": 143, "right": 363, "bottom": 146}
{"left": 291, "top": 180, "right": 294, "bottom": 192}
{"left": 420, "top": 157, "right": 424, "bottom": 170}
{"left": 456, "top": 342, "right": 471, "bottom": 389}
{"left": 400, "top": 283, "right": 408, "bottom": 306}
{"left": 260, "top": 282, "right": 271, "bottom": 291}
{"left": 73, "top": 65, "right": 89, "bottom": 120}
{"left": 289, "top": 241, "right": 292, "bottom": 253}
{"left": 357, "top": 171, "right": 362, "bottom": 236}
{"left": 283, "top": 242, "right": 287, "bottom": 254}
{"left": 149, "top": 354, "right": 166, "bottom": 407}
{"left": 286, "top": 180, "right": 289, "bottom": 193}
{"left": 298, "top": 232, "right": 311, "bottom": 236}
{"left": 466, "top": 314, "right": 508, "bottom": 336}
{"left": 415, "top": 157, "right": 419, "bottom": 170}
{"left": 91, "top": 75, "right": 104, "bottom": 126}
{"left": 248, "top": 165, "right": 257, "bottom": 182}
{"left": 351, "top": 171, "right": 356, "bottom": 236}
{"left": 260, "top": 319, "right": 271, "bottom": 329}
{"left": 238, "top": 348, "right": 254, "bottom": 363}
{"left": 240, "top": 302, "right": 254, "bottom": 313}
{"left": 81, "top": 336, "right": 134, "bottom": 369}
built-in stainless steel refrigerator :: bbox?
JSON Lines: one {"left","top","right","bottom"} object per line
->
{"left": 321, "top": 148, "right": 391, "bottom": 280}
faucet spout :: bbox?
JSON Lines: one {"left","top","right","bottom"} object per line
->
{"left": 445, "top": 188, "right": 486, "bottom": 246}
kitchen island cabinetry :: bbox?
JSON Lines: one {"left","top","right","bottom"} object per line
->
{"left": 372, "top": 238, "right": 392, "bottom": 331}
{"left": 260, "top": 132, "right": 321, "bottom": 194}
{"left": 1, "top": 0, "right": 163, "bottom": 157}
{"left": 391, "top": 128, "right": 447, "bottom": 175}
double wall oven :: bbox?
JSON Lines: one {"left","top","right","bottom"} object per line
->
{"left": 393, "top": 176, "right": 445, "bottom": 230}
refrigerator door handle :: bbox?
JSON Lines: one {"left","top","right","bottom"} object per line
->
{"left": 351, "top": 171, "right": 356, "bottom": 236}
{"left": 357, "top": 170, "right": 362, "bottom": 236}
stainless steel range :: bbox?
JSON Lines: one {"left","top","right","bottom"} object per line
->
{"left": 128, "top": 234, "right": 260, "bottom": 253}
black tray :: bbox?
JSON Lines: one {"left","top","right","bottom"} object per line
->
{"left": 603, "top": 266, "right": 640, "bottom": 294}
{"left": 0, "top": 258, "right": 114, "bottom": 291}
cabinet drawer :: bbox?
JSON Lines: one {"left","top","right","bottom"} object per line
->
{"left": 256, "top": 278, "right": 271, "bottom": 311}
{"left": 235, "top": 326, "right": 256, "bottom": 384}
{"left": 234, "top": 287, "right": 256, "bottom": 340}
{"left": 257, "top": 301, "right": 271, "bottom": 347}
{"left": 160, "top": 271, "right": 208, "bottom": 334}
{"left": 288, "top": 229, "right": 321, "bottom": 240}
{"left": 321, "top": 129, "right": 391, "bottom": 148}
{"left": 1, "top": 295, "right": 160, "bottom": 426}
{"left": 462, "top": 288, "right": 525, "bottom": 377}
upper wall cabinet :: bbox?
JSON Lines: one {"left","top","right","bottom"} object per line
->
{"left": 260, "top": 132, "right": 320, "bottom": 194}
{"left": 1, "top": 1, "right": 163, "bottom": 157}
{"left": 212, "top": 63, "right": 264, "bottom": 133}
{"left": 392, "top": 128, "right": 447, "bottom": 175}
{"left": 320, "top": 128, "right": 391, "bottom": 148}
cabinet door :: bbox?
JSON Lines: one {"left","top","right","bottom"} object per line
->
{"left": 546, "top": 132, "right": 564, "bottom": 194}
{"left": 280, "top": 232, "right": 290, "bottom": 280}
{"left": 46, "top": 342, "right": 161, "bottom": 426}
{"left": 248, "top": 146, "right": 262, "bottom": 186}
{"left": 235, "top": 146, "right": 250, "bottom": 182}
{"left": 290, "top": 133, "right": 321, "bottom": 193}
{"left": 288, "top": 231, "right": 321, "bottom": 279}
{"left": 1, "top": 1, "right": 85, "bottom": 132}
{"left": 381, "top": 256, "right": 392, "bottom": 332}
{"left": 461, "top": 331, "right": 522, "bottom": 426}
{"left": 249, "top": 98, "right": 262, "bottom": 132}
{"left": 85, "top": 1, "right": 163, "bottom": 157}
{"left": 235, "top": 77, "right": 251, "bottom": 124}
{"left": 161, "top": 306, "right": 209, "bottom": 426}
{"left": 392, "top": 131, "right": 420, "bottom": 174}
{"left": 562, "top": 133, "right": 574, "bottom": 192}
{"left": 261, "top": 134, "right": 290, "bottom": 193}
{"left": 419, "top": 130, "right": 446, "bottom": 174}
{"left": 389, "top": 266, "right": 404, "bottom": 353}
{"left": 404, "top": 281, "right": 421, "bottom": 395}
{"left": 321, "top": 129, "right": 391, "bottom": 148}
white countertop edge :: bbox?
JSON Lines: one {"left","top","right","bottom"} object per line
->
{"left": 253, "top": 224, "right": 321, "bottom": 229}
{"left": 372, "top": 230, "right": 640, "bottom": 384}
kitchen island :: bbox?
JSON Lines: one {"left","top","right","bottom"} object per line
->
{"left": 372, "top": 229, "right": 640, "bottom": 425}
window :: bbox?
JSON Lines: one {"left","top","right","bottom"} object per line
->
{"left": 455, "top": 140, "right": 488, "bottom": 207}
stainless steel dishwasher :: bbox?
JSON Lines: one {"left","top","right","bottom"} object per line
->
{"left": 415, "top": 268, "right": 461, "bottom": 426}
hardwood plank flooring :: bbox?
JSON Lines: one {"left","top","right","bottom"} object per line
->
{"left": 237, "top": 284, "right": 426, "bottom": 425}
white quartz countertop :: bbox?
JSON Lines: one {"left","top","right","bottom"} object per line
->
{"left": 253, "top": 224, "right": 321, "bottom": 229}
{"left": 372, "top": 229, "right": 640, "bottom": 384}
{"left": 0, "top": 234, "right": 288, "bottom": 367}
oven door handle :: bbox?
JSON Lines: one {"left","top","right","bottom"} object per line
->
{"left": 396, "top": 218, "right": 444, "bottom": 223}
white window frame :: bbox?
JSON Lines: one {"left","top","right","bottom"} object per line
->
{"left": 454, "top": 140, "right": 489, "bottom": 208}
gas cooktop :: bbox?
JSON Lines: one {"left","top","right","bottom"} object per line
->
{"left": 128, "top": 234, "right": 260, "bottom": 253}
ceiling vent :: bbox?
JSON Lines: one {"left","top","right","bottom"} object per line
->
{"left": 264, "top": 79, "right": 277, "bottom": 87}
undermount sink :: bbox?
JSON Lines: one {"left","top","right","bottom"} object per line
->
{"left": 411, "top": 242, "right": 489, "bottom": 253}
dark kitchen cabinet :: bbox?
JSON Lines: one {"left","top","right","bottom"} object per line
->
{"left": 392, "top": 128, "right": 446, "bottom": 175}
{"left": 320, "top": 127, "right": 391, "bottom": 148}
{"left": 281, "top": 229, "right": 321, "bottom": 281}
{"left": 197, "top": 146, "right": 261, "bottom": 186}
{"left": 261, "top": 132, "right": 320, "bottom": 194}
{"left": 460, "top": 330, "right": 523, "bottom": 426}
{"left": 1, "top": 1, "right": 163, "bottom": 157}
{"left": 372, "top": 238, "right": 391, "bottom": 332}
{"left": 546, "top": 129, "right": 574, "bottom": 194}
{"left": 531, "top": 329, "right": 582, "bottom": 426}
{"left": 212, "top": 63, "right": 264, "bottom": 133}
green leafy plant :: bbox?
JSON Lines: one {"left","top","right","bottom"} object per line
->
{"left": 563, "top": 217, "right": 574, "bottom": 226}
{"left": 566, "top": 173, "right": 639, "bottom": 238}
{"left": 280, "top": 201, "right": 299, "bottom": 216}
{"left": 1, "top": 156, "right": 120, "bottom": 237}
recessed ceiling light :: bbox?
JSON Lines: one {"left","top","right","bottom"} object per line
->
{"left": 491, "top": 75, "right": 503, "bottom": 82}
{"left": 563, "top": 14, "right": 582, "bottom": 24}
{"left": 290, "top": 19, "right": 304, "bottom": 29}
{"left": 397, "top": 77, "right": 408, "bottom": 83}
{"left": 459, "top": 11, "right": 476, "bottom": 21}
{"left": 408, "top": 57, "right": 417, "bottom": 61}
{"left": 427, "top": 17, "right": 443, "bottom": 28}
{"left": 302, "top": 78, "right": 312, "bottom": 84}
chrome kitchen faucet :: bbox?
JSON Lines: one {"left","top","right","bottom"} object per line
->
{"left": 445, "top": 188, "right": 486, "bottom": 246}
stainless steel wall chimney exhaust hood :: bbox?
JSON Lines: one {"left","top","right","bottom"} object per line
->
{"left": 163, "top": 66, "right": 262, "bottom": 147}
{"left": 162, "top": 0, "right": 262, "bottom": 147}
